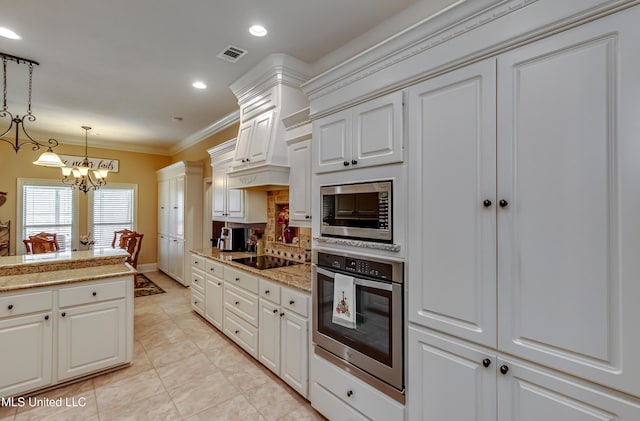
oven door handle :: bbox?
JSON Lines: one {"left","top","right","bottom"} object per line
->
{"left": 315, "top": 267, "right": 394, "bottom": 291}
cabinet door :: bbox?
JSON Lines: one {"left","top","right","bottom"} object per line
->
{"left": 58, "top": 299, "right": 126, "bottom": 381}
{"left": 497, "top": 9, "right": 640, "bottom": 396}
{"left": 288, "top": 139, "right": 311, "bottom": 225}
{"left": 158, "top": 179, "right": 170, "bottom": 234}
{"left": 170, "top": 175, "right": 185, "bottom": 238}
{"left": 226, "top": 186, "right": 244, "bottom": 219}
{"left": 233, "top": 120, "right": 254, "bottom": 167}
{"left": 314, "top": 109, "right": 351, "bottom": 173}
{"left": 247, "top": 111, "right": 274, "bottom": 165}
{"left": 498, "top": 357, "right": 640, "bottom": 421}
{"left": 0, "top": 312, "right": 53, "bottom": 397}
{"left": 157, "top": 234, "right": 169, "bottom": 273}
{"left": 212, "top": 159, "right": 228, "bottom": 218}
{"left": 352, "top": 90, "right": 404, "bottom": 169}
{"left": 205, "top": 275, "right": 224, "bottom": 330}
{"left": 280, "top": 310, "right": 308, "bottom": 398}
{"left": 168, "top": 237, "right": 184, "bottom": 285}
{"left": 258, "top": 299, "right": 280, "bottom": 375}
{"left": 408, "top": 326, "right": 496, "bottom": 421}
{"left": 407, "top": 58, "right": 497, "bottom": 347}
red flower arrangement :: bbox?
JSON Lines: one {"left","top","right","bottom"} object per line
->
{"left": 277, "top": 207, "right": 290, "bottom": 227}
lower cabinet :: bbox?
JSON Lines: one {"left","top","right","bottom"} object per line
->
{"left": 0, "top": 276, "right": 133, "bottom": 398}
{"left": 258, "top": 278, "right": 310, "bottom": 398}
{"left": 408, "top": 326, "right": 640, "bottom": 421}
{"left": 204, "top": 267, "right": 224, "bottom": 329}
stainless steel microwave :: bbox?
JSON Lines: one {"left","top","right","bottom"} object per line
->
{"left": 320, "top": 181, "right": 392, "bottom": 242}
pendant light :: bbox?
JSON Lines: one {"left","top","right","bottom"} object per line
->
{"left": 61, "top": 126, "right": 108, "bottom": 194}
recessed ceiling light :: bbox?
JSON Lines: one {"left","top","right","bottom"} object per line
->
{"left": 192, "top": 81, "right": 207, "bottom": 89}
{"left": 249, "top": 25, "right": 267, "bottom": 37}
{"left": 0, "top": 27, "right": 21, "bottom": 40}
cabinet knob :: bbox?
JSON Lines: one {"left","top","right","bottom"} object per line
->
{"left": 273, "top": 309, "right": 278, "bottom": 314}
{"left": 351, "top": 159, "right": 358, "bottom": 165}
{"left": 500, "top": 364, "right": 509, "bottom": 375}
{"left": 305, "top": 215, "right": 310, "bottom": 219}
{"left": 346, "top": 390, "right": 353, "bottom": 397}
{"left": 217, "top": 282, "right": 222, "bottom": 286}
{"left": 235, "top": 301, "right": 240, "bottom": 305}
{"left": 482, "top": 358, "right": 491, "bottom": 368}
{"left": 92, "top": 291, "right": 97, "bottom": 296}
{"left": 499, "top": 199, "right": 509, "bottom": 208}
{"left": 483, "top": 199, "right": 492, "bottom": 208}
{"left": 235, "top": 330, "right": 240, "bottom": 335}
{"left": 61, "top": 312, "right": 66, "bottom": 317}
{"left": 241, "top": 159, "right": 246, "bottom": 163}
{"left": 265, "top": 290, "right": 270, "bottom": 294}
{"left": 343, "top": 161, "right": 350, "bottom": 166}
{"left": 194, "top": 300, "right": 198, "bottom": 304}
{"left": 210, "top": 267, "right": 215, "bottom": 272}
{"left": 195, "top": 260, "right": 199, "bottom": 264}
{"left": 246, "top": 158, "right": 250, "bottom": 162}
{"left": 193, "top": 279, "right": 198, "bottom": 283}
{"left": 280, "top": 312, "right": 285, "bottom": 317}
{"left": 289, "top": 300, "right": 295, "bottom": 305}
{"left": 235, "top": 277, "right": 240, "bottom": 281}
{"left": 7, "top": 304, "right": 13, "bottom": 310}
{"left": 44, "top": 315, "right": 49, "bottom": 320}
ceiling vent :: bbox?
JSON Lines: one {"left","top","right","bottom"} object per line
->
{"left": 217, "top": 45, "right": 247, "bottom": 63}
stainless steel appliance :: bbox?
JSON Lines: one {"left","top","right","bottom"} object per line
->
{"left": 320, "top": 181, "right": 392, "bottom": 243}
{"left": 313, "top": 249, "right": 404, "bottom": 402}
{"left": 218, "top": 227, "right": 245, "bottom": 251}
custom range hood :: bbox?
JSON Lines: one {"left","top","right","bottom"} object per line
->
{"left": 226, "top": 54, "right": 311, "bottom": 190}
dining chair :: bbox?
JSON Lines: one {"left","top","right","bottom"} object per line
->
{"left": 111, "top": 229, "right": 134, "bottom": 248}
{"left": 24, "top": 235, "right": 57, "bottom": 254}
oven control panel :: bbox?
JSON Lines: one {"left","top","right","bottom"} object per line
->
{"left": 317, "top": 252, "right": 397, "bottom": 281}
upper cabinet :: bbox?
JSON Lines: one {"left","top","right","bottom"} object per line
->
{"left": 284, "top": 108, "right": 312, "bottom": 227}
{"left": 227, "top": 54, "right": 312, "bottom": 190}
{"left": 313, "top": 91, "right": 404, "bottom": 173}
{"left": 209, "top": 139, "right": 267, "bottom": 223}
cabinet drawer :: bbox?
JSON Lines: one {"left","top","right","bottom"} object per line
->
{"left": 224, "top": 266, "right": 258, "bottom": 294}
{"left": 311, "top": 353, "right": 404, "bottom": 421}
{"left": 259, "top": 279, "right": 281, "bottom": 304}
{"left": 311, "top": 381, "right": 368, "bottom": 421}
{"left": 190, "top": 253, "right": 205, "bottom": 271}
{"left": 281, "top": 287, "right": 309, "bottom": 317}
{"left": 206, "top": 260, "right": 224, "bottom": 278}
{"left": 59, "top": 279, "right": 128, "bottom": 308}
{"left": 224, "top": 310, "right": 258, "bottom": 358}
{"left": 224, "top": 284, "right": 258, "bottom": 327}
{"left": 191, "top": 289, "right": 204, "bottom": 316}
{"left": 191, "top": 268, "right": 205, "bottom": 294}
{"left": 0, "top": 290, "right": 53, "bottom": 318}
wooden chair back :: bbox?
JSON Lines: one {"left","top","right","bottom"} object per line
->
{"left": 116, "top": 231, "right": 144, "bottom": 269}
{"left": 34, "top": 232, "right": 60, "bottom": 251}
{"left": 112, "top": 229, "right": 134, "bottom": 248}
{"left": 24, "top": 235, "right": 57, "bottom": 254}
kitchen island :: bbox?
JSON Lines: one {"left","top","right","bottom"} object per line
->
{"left": 0, "top": 249, "right": 135, "bottom": 398}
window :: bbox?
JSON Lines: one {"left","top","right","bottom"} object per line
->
{"left": 89, "top": 184, "right": 138, "bottom": 248}
{"left": 17, "top": 179, "right": 78, "bottom": 252}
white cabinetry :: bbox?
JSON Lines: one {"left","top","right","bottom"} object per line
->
{"left": 209, "top": 139, "right": 267, "bottom": 223}
{"left": 408, "top": 8, "right": 640, "bottom": 418}
{"left": 204, "top": 260, "right": 224, "bottom": 330}
{"left": 0, "top": 277, "right": 133, "bottom": 398}
{"left": 157, "top": 161, "right": 202, "bottom": 286}
{"left": 223, "top": 266, "right": 259, "bottom": 358}
{"left": 0, "top": 290, "right": 53, "bottom": 397}
{"left": 314, "top": 91, "right": 403, "bottom": 173}
{"left": 232, "top": 111, "right": 274, "bottom": 168}
{"left": 284, "top": 108, "right": 312, "bottom": 227}
{"left": 258, "top": 279, "right": 309, "bottom": 398}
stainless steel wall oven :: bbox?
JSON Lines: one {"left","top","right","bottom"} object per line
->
{"left": 312, "top": 249, "right": 404, "bottom": 402}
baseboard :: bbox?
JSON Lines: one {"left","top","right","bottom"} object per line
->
{"left": 137, "top": 263, "right": 157, "bottom": 273}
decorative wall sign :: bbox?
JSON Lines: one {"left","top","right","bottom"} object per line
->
{"left": 58, "top": 155, "right": 119, "bottom": 173}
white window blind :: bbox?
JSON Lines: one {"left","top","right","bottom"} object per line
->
{"left": 22, "top": 184, "right": 75, "bottom": 252}
{"left": 90, "top": 186, "right": 136, "bottom": 248}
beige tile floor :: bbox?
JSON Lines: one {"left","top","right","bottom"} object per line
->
{"left": 0, "top": 271, "right": 326, "bottom": 421}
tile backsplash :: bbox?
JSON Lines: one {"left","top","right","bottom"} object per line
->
{"left": 265, "top": 189, "right": 311, "bottom": 262}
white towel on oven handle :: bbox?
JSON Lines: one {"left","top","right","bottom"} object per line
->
{"left": 332, "top": 273, "right": 356, "bottom": 329}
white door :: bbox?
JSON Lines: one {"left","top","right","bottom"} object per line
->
{"left": 408, "top": 58, "right": 497, "bottom": 347}
{"left": 314, "top": 109, "right": 351, "bottom": 173}
{"left": 352, "top": 90, "right": 404, "bottom": 169}
{"left": 158, "top": 179, "right": 170, "bottom": 235}
{"left": 280, "top": 310, "right": 308, "bottom": 397}
{"left": 497, "top": 8, "right": 640, "bottom": 397}
{"left": 288, "top": 139, "right": 311, "bottom": 224}
{"left": 497, "top": 357, "right": 640, "bottom": 420}
{"left": 407, "top": 326, "right": 496, "bottom": 421}
{"left": 157, "top": 234, "right": 169, "bottom": 273}
{"left": 58, "top": 300, "right": 126, "bottom": 381}
{"left": 247, "top": 111, "right": 274, "bottom": 165}
{"left": 205, "top": 275, "right": 224, "bottom": 330}
{"left": 212, "top": 159, "right": 228, "bottom": 218}
{"left": 258, "top": 300, "right": 280, "bottom": 375}
{"left": 170, "top": 175, "right": 185, "bottom": 239}
{"left": 0, "top": 312, "right": 53, "bottom": 397}
{"left": 168, "top": 237, "right": 185, "bottom": 285}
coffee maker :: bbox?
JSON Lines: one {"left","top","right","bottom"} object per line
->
{"left": 218, "top": 227, "right": 245, "bottom": 251}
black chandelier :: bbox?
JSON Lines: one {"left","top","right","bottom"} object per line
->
{"left": 0, "top": 52, "right": 63, "bottom": 166}
{"left": 61, "top": 126, "right": 108, "bottom": 194}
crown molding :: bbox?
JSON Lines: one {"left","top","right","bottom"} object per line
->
{"left": 170, "top": 110, "right": 240, "bottom": 155}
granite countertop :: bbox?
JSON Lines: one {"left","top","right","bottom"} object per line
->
{"left": 191, "top": 248, "right": 312, "bottom": 292}
{"left": 0, "top": 248, "right": 135, "bottom": 292}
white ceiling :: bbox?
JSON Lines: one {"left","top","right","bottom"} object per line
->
{"left": 0, "top": 0, "right": 454, "bottom": 155}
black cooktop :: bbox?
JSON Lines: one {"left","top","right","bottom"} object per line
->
{"left": 233, "top": 256, "right": 302, "bottom": 270}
